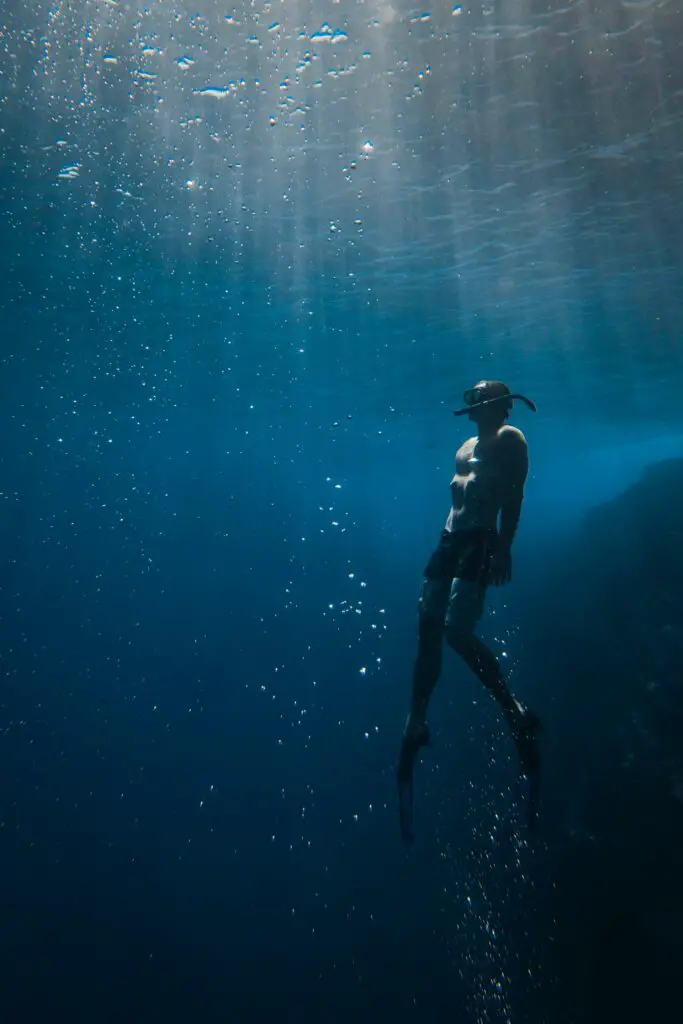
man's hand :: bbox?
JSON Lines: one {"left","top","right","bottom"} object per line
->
{"left": 489, "top": 541, "right": 512, "bottom": 586}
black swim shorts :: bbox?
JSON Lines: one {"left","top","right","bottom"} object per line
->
{"left": 423, "top": 528, "right": 496, "bottom": 586}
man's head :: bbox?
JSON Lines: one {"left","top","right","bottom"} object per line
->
{"left": 453, "top": 381, "right": 537, "bottom": 424}
{"left": 463, "top": 380, "right": 513, "bottom": 426}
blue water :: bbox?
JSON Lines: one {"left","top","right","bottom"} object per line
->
{"left": 2, "top": 1, "right": 683, "bottom": 1021}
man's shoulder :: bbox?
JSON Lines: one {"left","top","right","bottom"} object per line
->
{"left": 456, "top": 435, "right": 478, "bottom": 456}
{"left": 496, "top": 425, "right": 527, "bottom": 448}
{"left": 495, "top": 427, "right": 528, "bottom": 479}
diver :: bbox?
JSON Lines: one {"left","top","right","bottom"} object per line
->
{"left": 397, "top": 380, "right": 541, "bottom": 843}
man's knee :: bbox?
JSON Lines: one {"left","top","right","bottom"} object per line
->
{"left": 418, "top": 579, "right": 449, "bottom": 625}
{"left": 418, "top": 611, "right": 443, "bottom": 649}
{"left": 445, "top": 620, "right": 476, "bottom": 654}
{"left": 445, "top": 579, "right": 485, "bottom": 651}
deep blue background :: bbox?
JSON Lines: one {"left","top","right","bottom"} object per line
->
{"left": 0, "top": 278, "right": 548, "bottom": 1020}
{"left": 2, "top": 1, "right": 683, "bottom": 1021}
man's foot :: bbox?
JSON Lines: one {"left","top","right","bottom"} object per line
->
{"left": 397, "top": 721, "right": 431, "bottom": 845}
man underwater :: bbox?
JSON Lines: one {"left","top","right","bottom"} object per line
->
{"left": 397, "top": 380, "right": 541, "bottom": 843}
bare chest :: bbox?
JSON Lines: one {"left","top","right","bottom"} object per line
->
{"left": 451, "top": 439, "right": 501, "bottom": 501}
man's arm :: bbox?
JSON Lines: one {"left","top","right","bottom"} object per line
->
{"left": 497, "top": 430, "right": 529, "bottom": 550}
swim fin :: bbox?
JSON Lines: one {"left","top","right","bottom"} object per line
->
{"left": 397, "top": 725, "right": 430, "bottom": 845}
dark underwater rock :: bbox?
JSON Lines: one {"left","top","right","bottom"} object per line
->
{"left": 545, "top": 456, "right": 683, "bottom": 810}
{"left": 533, "top": 457, "right": 683, "bottom": 1023}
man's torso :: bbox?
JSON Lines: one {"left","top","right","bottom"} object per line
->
{"left": 445, "top": 425, "right": 526, "bottom": 533}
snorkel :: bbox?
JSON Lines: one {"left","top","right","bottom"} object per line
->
{"left": 453, "top": 382, "right": 537, "bottom": 417}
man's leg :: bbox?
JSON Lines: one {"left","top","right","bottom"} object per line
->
{"left": 405, "top": 579, "right": 450, "bottom": 737}
{"left": 444, "top": 578, "right": 540, "bottom": 772}
{"left": 397, "top": 579, "right": 449, "bottom": 843}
